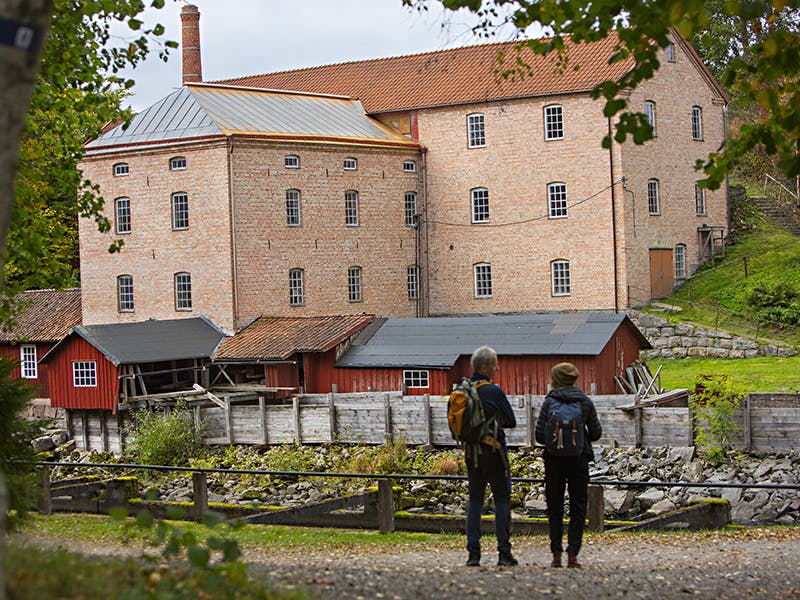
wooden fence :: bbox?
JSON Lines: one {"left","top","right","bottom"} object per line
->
{"left": 67, "top": 392, "right": 800, "bottom": 453}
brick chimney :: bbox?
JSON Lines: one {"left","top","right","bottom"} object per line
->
{"left": 181, "top": 4, "right": 202, "bottom": 84}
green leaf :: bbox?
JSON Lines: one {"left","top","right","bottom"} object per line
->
{"left": 188, "top": 545, "right": 211, "bottom": 568}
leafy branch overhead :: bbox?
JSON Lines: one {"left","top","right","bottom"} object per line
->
{"left": 404, "top": 0, "right": 800, "bottom": 188}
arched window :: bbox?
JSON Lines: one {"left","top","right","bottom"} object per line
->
{"left": 647, "top": 179, "right": 660, "bottom": 215}
{"left": 113, "top": 162, "right": 129, "bottom": 176}
{"left": 547, "top": 182, "right": 568, "bottom": 218}
{"left": 551, "top": 260, "right": 571, "bottom": 296}
{"left": 544, "top": 104, "right": 564, "bottom": 140}
{"left": 348, "top": 266, "right": 362, "bottom": 302}
{"left": 675, "top": 244, "right": 687, "bottom": 279}
{"left": 289, "top": 269, "right": 304, "bottom": 306}
{"left": 114, "top": 197, "right": 131, "bottom": 234}
{"left": 644, "top": 101, "right": 656, "bottom": 135}
{"left": 344, "top": 157, "right": 357, "bottom": 170}
{"left": 171, "top": 192, "right": 189, "bottom": 229}
{"left": 471, "top": 187, "right": 489, "bottom": 223}
{"left": 285, "top": 155, "right": 300, "bottom": 169}
{"left": 169, "top": 156, "right": 187, "bottom": 170}
{"left": 286, "top": 189, "right": 301, "bottom": 226}
{"left": 345, "top": 190, "right": 359, "bottom": 226}
{"left": 467, "top": 113, "right": 485, "bottom": 148}
{"left": 474, "top": 263, "right": 492, "bottom": 298}
{"left": 691, "top": 106, "right": 703, "bottom": 140}
{"left": 174, "top": 272, "right": 192, "bottom": 310}
{"left": 405, "top": 192, "right": 417, "bottom": 227}
{"left": 117, "top": 275, "right": 134, "bottom": 311}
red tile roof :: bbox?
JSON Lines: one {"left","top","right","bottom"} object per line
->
{"left": 0, "top": 288, "right": 82, "bottom": 343}
{"left": 216, "top": 33, "right": 634, "bottom": 114}
{"left": 215, "top": 315, "right": 375, "bottom": 361}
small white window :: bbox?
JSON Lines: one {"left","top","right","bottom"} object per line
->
{"left": 348, "top": 266, "right": 362, "bottom": 302}
{"left": 666, "top": 43, "right": 675, "bottom": 62}
{"left": 691, "top": 106, "right": 703, "bottom": 140}
{"left": 675, "top": 244, "right": 687, "bottom": 279}
{"left": 405, "top": 192, "right": 417, "bottom": 227}
{"left": 113, "top": 163, "right": 129, "bottom": 177}
{"left": 648, "top": 179, "right": 660, "bottom": 215}
{"left": 644, "top": 101, "right": 656, "bottom": 136}
{"left": 407, "top": 265, "right": 419, "bottom": 300}
{"left": 467, "top": 113, "right": 485, "bottom": 148}
{"left": 286, "top": 189, "right": 301, "bottom": 226}
{"left": 285, "top": 155, "right": 300, "bottom": 169}
{"left": 551, "top": 260, "right": 571, "bottom": 296}
{"left": 695, "top": 184, "right": 706, "bottom": 215}
{"left": 117, "top": 274, "right": 134, "bottom": 312}
{"left": 171, "top": 192, "right": 189, "bottom": 230}
{"left": 289, "top": 269, "right": 304, "bottom": 306}
{"left": 20, "top": 345, "right": 37, "bottom": 379}
{"left": 403, "top": 160, "right": 416, "bottom": 173}
{"left": 170, "top": 156, "right": 187, "bottom": 170}
{"left": 344, "top": 157, "right": 358, "bottom": 171}
{"left": 73, "top": 361, "right": 97, "bottom": 387}
{"left": 544, "top": 105, "right": 564, "bottom": 140}
{"left": 175, "top": 272, "right": 192, "bottom": 310}
{"left": 345, "top": 190, "right": 359, "bottom": 226}
{"left": 115, "top": 197, "right": 131, "bottom": 234}
{"left": 471, "top": 188, "right": 489, "bottom": 223}
{"left": 474, "top": 263, "right": 492, "bottom": 298}
{"left": 547, "top": 182, "right": 568, "bottom": 218}
{"left": 403, "top": 370, "right": 429, "bottom": 389}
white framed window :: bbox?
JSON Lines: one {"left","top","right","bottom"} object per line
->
{"left": 467, "top": 113, "right": 485, "bottom": 148}
{"left": 474, "top": 263, "right": 492, "bottom": 298}
{"left": 691, "top": 106, "right": 703, "bottom": 140}
{"left": 403, "top": 160, "right": 416, "bottom": 173}
{"left": 551, "top": 260, "right": 571, "bottom": 296}
{"left": 666, "top": 43, "right": 675, "bottom": 62}
{"left": 20, "top": 345, "right": 37, "bottom": 379}
{"left": 544, "top": 104, "right": 564, "bottom": 140}
{"left": 348, "top": 266, "right": 362, "bottom": 302}
{"left": 647, "top": 179, "right": 660, "bottom": 215}
{"left": 675, "top": 244, "right": 687, "bottom": 279}
{"left": 175, "top": 272, "right": 192, "bottom": 310}
{"left": 286, "top": 189, "right": 301, "bottom": 226}
{"left": 117, "top": 274, "right": 134, "bottom": 312}
{"left": 72, "top": 361, "right": 97, "bottom": 387}
{"left": 115, "top": 197, "right": 131, "bottom": 234}
{"left": 695, "top": 184, "right": 706, "bottom": 215}
{"left": 170, "top": 156, "right": 187, "bottom": 170}
{"left": 405, "top": 192, "right": 417, "bottom": 227}
{"left": 471, "top": 188, "right": 489, "bottom": 223}
{"left": 285, "top": 155, "right": 300, "bottom": 169}
{"left": 344, "top": 157, "right": 358, "bottom": 171}
{"left": 113, "top": 163, "right": 129, "bottom": 177}
{"left": 407, "top": 265, "right": 419, "bottom": 300}
{"left": 403, "top": 369, "right": 430, "bottom": 389}
{"left": 345, "top": 190, "right": 359, "bottom": 226}
{"left": 547, "top": 182, "right": 568, "bottom": 218}
{"left": 171, "top": 192, "right": 189, "bottom": 230}
{"left": 289, "top": 269, "right": 304, "bottom": 306}
{"left": 644, "top": 101, "right": 656, "bottom": 135}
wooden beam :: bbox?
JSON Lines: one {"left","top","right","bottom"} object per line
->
{"left": 526, "top": 395, "right": 535, "bottom": 448}
{"left": 423, "top": 394, "right": 432, "bottom": 447}
{"left": 224, "top": 397, "right": 232, "bottom": 444}
{"left": 192, "top": 472, "right": 208, "bottom": 523}
{"left": 744, "top": 394, "right": 752, "bottom": 452}
{"left": 293, "top": 397, "right": 301, "bottom": 443}
{"left": 81, "top": 412, "right": 89, "bottom": 451}
{"left": 587, "top": 484, "right": 604, "bottom": 532}
{"left": 259, "top": 396, "right": 268, "bottom": 445}
{"left": 328, "top": 392, "right": 336, "bottom": 442}
{"left": 377, "top": 479, "right": 395, "bottom": 533}
{"left": 384, "top": 393, "right": 392, "bottom": 444}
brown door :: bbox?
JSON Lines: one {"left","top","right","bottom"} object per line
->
{"left": 649, "top": 248, "right": 674, "bottom": 299}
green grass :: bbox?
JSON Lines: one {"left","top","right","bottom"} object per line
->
{"left": 650, "top": 355, "right": 800, "bottom": 393}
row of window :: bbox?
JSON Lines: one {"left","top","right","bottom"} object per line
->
{"left": 289, "top": 266, "right": 421, "bottom": 305}
{"left": 641, "top": 101, "right": 704, "bottom": 140}
{"left": 286, "top": 190, "right": 419, "bottom": 227}
{"left": 117, "top": 273, "right": 193, "bottom": 312}
{"left": 467, "top": 104, "right": 564, "bottom": 148}
{"left": 644, "top": 180, "right": 707, "bottom": 216}
{"left": 115, "top": 193, "right": 188, "bottom": 233}
{"left": 473, "top": 261, "right": 571, "bottom": 298}
{"left": 114, "top": 157, "right": 186, "bottom": 177}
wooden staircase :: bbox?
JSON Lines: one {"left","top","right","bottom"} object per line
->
{"left": 751, "top": 195, "right": 800, "bottom": 236}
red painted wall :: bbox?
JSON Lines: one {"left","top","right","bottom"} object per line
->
{"left": 0, "top": 342, "right": 55, "bottom": 397}
{"left": 44, "top": 335, "right": 119, "bottom": 411}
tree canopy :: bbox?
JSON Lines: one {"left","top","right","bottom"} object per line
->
{"left": 405, "top": 0, "right": 800, "bottom": 189}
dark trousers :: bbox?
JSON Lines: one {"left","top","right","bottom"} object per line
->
{"left": 544, "top": 454, "right": 590, "bottom": 554}
{"left": 466, "top": 449, "right": 511, "bottom": 555}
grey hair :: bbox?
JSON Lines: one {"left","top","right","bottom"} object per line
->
{"left": 471, "top": 346, "right": 498, "bottom": 373}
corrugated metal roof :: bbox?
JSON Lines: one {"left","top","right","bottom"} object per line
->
{"left": 335, "top": 313, "right": 650, "bottom": 368}
{"left": 84, "top": 85, "right": 413, "bottom": 154}
{"left": 0, "top": 288, "right": 82, "bottom": 343}
{"left": 216, "top": 34, "right": 636, "bottom": 114}
{"left": 215, "top": 314, "right": 375, "bottom": 361}
{"left": 50, "top": 317, "right": 226, "bottom": 366}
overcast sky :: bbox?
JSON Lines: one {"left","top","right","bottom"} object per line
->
{"left": 118, "top": 0, "right": 528, "bottom": 111}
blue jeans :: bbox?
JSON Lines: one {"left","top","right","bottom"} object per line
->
{"left": 544, "top": 454, "right": 590, "bottom": 554}
{"left": 465, "top": 449, "right": 512, "bottom": 555}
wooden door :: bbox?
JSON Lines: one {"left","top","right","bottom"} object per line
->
{"left": 649, "top": 248, "right": 674, "bottom": 299}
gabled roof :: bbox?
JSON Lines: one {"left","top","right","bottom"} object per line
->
{"left": 214, "top": 314, "right": 375, "bottom": 361}
{"left": 0, "top": 288, "right": 82, "bottom": 343}
{"left": 41, "top": 316, "right": 226, "bottom": 366}
{"left": 83, "top": 84, "right": 416, "bottom": 155}
{"left": 335, "top": 313, "right": 651, "bottom": 368}
{"left": 216, "top": 33, "right": 636, "bottom": 114}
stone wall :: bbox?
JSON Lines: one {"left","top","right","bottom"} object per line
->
{"left": 628, "top": 309, "right": 797, "bottom": 359}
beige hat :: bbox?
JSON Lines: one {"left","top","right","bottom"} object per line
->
{"left": 551, "top": 362, "right": 580, "bottom": 388}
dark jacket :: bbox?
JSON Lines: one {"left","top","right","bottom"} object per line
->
{"left": 470, "top": 373, "right": 516, "bottom": 451}
{"left": 535, "top": 386, "right": 602, "bottom": 459}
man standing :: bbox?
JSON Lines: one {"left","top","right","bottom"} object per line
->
{"left": 535, "top": 362, "right": 602, "bottom": 568}
{"left": 465, "top": 346, "right": 518, "bottom": 567}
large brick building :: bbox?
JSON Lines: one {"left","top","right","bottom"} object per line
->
{"left": 78, "top": 5, "right": 727, "bottom": 334}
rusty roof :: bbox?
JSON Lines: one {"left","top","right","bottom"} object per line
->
{"left": 0, "top": 288, "right": 82, "bottom": 343}
{"left": 216, "top": 33, "right": 635, "bottom": 114}
{"left": 215, "top": 315, "right": 375, "bottom": 361}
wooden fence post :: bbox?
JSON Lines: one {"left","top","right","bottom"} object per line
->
{"left": 192, "top": 472, "right": 208, "bottom": 523}
{"left": 587, "top": 484, "right": 604, "bottom": 532}
{"left": 423, "top": 394, "right": 432, "bottom": 447}
{"left": 293, "top": 397, "right": 301, "bottom": 443}
{"left": 81, "top": 412, "right": 89, "bottom": 451}
{"left": 224, "top": 397, "right": 232, "bottom": 444}
{"left": 259, "top": 396, "right": 268, "bottom": 445}
{"left": 38, "top": 467, "right": 52, "bottom": 515}
{"left": 744, "top": 395, "right": 752, "bottom": 452}
{"left": 328, "top": 392, "right": 337, "bottom": 442}
{"left": 687, "top": 403, "right": 696, "bottom": 447}
{"left": 384, "top": 394, "right": 392, "bottom": 444}
{"left": 526, "top": 395, "right": 535, "bottom": 447}
{"left": 377, "top": 478, "right": 395, "bottom": 533}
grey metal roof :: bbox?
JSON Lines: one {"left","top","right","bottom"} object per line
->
{"left": 83, "top": 84, "right": 411, "bottom": 155}
{"left": 335, "top": 313, "right": 650, "bottom": 368}
{"left": 67, "top": 317, "right": 225, "bottom": 366}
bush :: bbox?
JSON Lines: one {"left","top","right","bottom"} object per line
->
{"left": 690, "top": 374, "right": 745, "bottom": 465}
{"left": 747, "top": 281, "right": 800, "bottom": 326}
{"left": 124, "top": 401, "right": 203, "bottom": 466}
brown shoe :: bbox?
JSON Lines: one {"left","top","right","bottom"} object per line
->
{"left": 550, "top": 550, "right": 562, "bottom": 568}
{"left": 567, "top": 551, "right": 581, "bottom": 568}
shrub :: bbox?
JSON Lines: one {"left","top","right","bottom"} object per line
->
{"left": 124, "top": 401, "right": 203, "bottom": 466}
{"left": 690, "top": 374, "right": 745, "bottom": 465}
